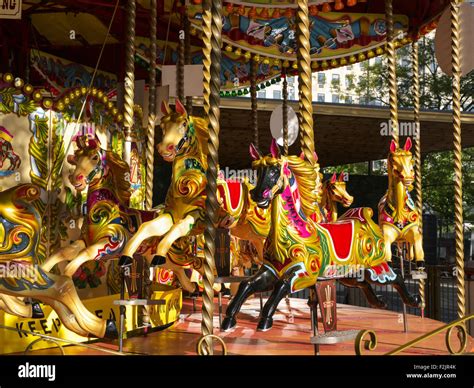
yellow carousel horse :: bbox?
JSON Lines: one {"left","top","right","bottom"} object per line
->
{"left": 120, "top": 100, "right": 270, "bottom": 268}
{"left": 378, "top": 138, "right": 424, "bottom": 267}
{"left": 0, "top": 184, "right": 116, "bottom": 338}
{"left": 321, "top": 172, "right": 354, "bottom": 222}
{"left": 221, "top": 140, "right": 421, "bottom": 331}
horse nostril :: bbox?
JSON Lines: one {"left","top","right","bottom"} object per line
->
{"left": 166, "top": 144, "right": 174, "bottom": 152}
{"left": 76, "top": 174, "right": 84, "bottom": 182}
{"left": 263, "top": 188, "right": 271, "bottom": 198}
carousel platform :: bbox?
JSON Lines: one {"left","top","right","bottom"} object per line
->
{"left": 11, "top": 296, "right": 474, "bottom": 356}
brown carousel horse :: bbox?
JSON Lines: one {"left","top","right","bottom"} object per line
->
{"left": 0, "top": 184, "right": 116, "bottom": 338}
{"left": 221, "top": 140, "right": 420, "bottom": 332}
{"left": 321, "top": 172, "right": 353, "bottom": 222}
{"left": 378, "top": 138, "right": 424, "bottom": 267}
{"left": 119, "top": 100, "right": 270, "bottom": 270}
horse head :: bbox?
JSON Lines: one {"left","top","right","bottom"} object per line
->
{"left": 326, "top": 172, "right": 353, "bottom": 207}
{"left": 158, "top": 99, "right": 190, "bottom": 162}
{"left": 388, "top": 138, "right": 414, "bottom": 187}
{"left": 67, "top": 135, "right": 104, "bottom": 192}
{"left": 249, "top": 139, "right": 285, "bottom": 209}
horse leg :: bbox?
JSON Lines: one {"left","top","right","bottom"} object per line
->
{"left": 382, "top": 225, "right": 398, "bottom": 262}
{"left": 412, "top": 228, "right": 425, "bottom": 266}
{"left": 221, "top": 266, "right": 277, "bottom": 332}
{"left": 120, "top": 213, "right": 174, "bottom": 266}
{"left": 41, "top": 240, "right": 86, "bottom": 272}
{"left": 47, "top": 300, "right": 89, "bottom": 337}
{"left": 0, "top": 295, "right": 44, "bottom": 318}
{"left": 153, "top": 214, "right": 198, "bottom": 265}
{"left": 339, "top": 278, "right": 387, "bottom": 309}
{"left": 63, "top": 242, "right": 110, "bottom": 277}
{"left": 257, "top": 275, "right": 292, "bottom": 332}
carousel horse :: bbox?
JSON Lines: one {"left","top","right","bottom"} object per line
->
{"left": 0, "top": 184, "right": 116, "bottom": 338}
{"left": 119, "top": 100, "right": 270, "bottom": 270}
{"left": 321, "top": 172, "right": 353, "bottom": 222}
{"left": 378, "top": 138, "right": 424, "bottom": 266}
{"left": 221, "top": 140, "right": 421, "bottom": 332}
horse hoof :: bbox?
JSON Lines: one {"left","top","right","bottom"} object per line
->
{"left": 221, "top": 317, "right": 236, "bottom": 332}
{"left": 410, "top": 294, "right": 422, "bottom": 308}
{"left": 119, "top": 255, "right": 133, "bottom": 267}
{"left": 104, "top": 319, "right": 118, "bottom": 339}
{"left": 31, "top": 302, "right": 44, "bottom": 319}
{"left": 370, "top": 295, "right": 387, "bottom": 309}
{"left": 151, "top": 255, "right": 166, "bottom": 266}
{"left": 257, "top": 317, "right": 273, "bottom": 332}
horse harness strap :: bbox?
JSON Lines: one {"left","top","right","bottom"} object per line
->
{"left": 86, "top": 150, "right": 105, "bottom": 184}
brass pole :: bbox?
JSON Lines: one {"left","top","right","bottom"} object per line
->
{"left": 451, "top": 0, "right": 465, "bottom": 319}
{"left": 124, "top": 0, "right": 136, "bottom": 142}
{"left": 177, "top": 3, "right": 185, "bottom": 103}
{"left": 201, "top": 0, "right": 222, "bottom": 355}
{"left": 282, "top": 71, "right": 289, "bottom": 155}
{"left": 146, "top": 0, "right": 157, "bottom": 211}
{"left": 385, "top": 0, "right": 399, "bottom": 147}
{"left": 184, "top": 9, "right": 193, "bottom": 114}
{"left": 250, "top": 58, "right": 258, "bottom": 148}
{"left": 202, "top": 1, "right": 211, "bottom": 117}
{"left": 296, "top": 0, "right": 315, "bottom": 163}
{"left": 412, "top": 40, "right": 425, "bottom": 314}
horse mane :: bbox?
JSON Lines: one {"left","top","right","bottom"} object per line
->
{"left": 286, "top": 155, "right": 319, "bottom": 218}
{"left": 103, "top": 149, "right": 132, "bottom": 205}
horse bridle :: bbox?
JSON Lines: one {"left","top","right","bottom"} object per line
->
{"left": 175, "top": 117, "right": 194, "bottom": 153}
{"left": 85, "top": 149, "right": 105, "bottom": 184}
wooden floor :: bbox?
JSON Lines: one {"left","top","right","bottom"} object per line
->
{"left": 16, "top": 296, "right": 474, "bottom": 356}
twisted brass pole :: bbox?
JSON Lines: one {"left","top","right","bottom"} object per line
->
{"left": 451, "top": 0, "right": 465, "bottom": 319}
{"left": 385, "top": 0, "right": 399, "bottom": 147}
{"left": 201, "top": 0, "right": 222, "bottom": 355}
{"left": 296, "top": 0, "right": 315, "bottom": 164}
{"left": 250, "top": 58, "right": 259, "bottom": 148}
{"left": 412, "top": 40, "right": 425, "bottom": 313}
{"left": 124, "top": 0, "right": 136, "bottom": 141}
{"left": 282, "top": 71, "right": 289, "bottom": 155}
{"left": 202, "top": 1, "right": 211, "bottom": 117}
{"left": 184, "top": 10, "right": 193, "bottom": 114}
{"left": 177, "top": 5, "right": 185, "bottom": 104}
{"left": 145, "top": 0, "right": 157, "bottom": 211}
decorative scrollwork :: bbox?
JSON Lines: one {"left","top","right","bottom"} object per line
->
{"left": 196, "top": 334, "right": 227, "bottom": 356}
{"left": 355, "top": 329, "right": 378, "bottom": 355}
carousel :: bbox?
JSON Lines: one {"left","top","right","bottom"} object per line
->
{"left": 0, "top": 0, "right": 472, "bottom": 357}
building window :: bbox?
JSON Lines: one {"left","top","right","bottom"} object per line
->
{"left": 346, "top": 96, "right": 353, "bottom": 104}
{"left": 273, "top": 90, "right": 282, "bottom": 100}
{"left": 332, "top": 94, "right": 339, "bottom": 103}
{"left": 318, "top": 73, "right": 325, "bottom": 87}
{"left": 332, "top": 74, "right": 340, "bottom": 84}
{"left": 289, "top": 92, "right": 295, "bottom": 100}
{"left": 317, "top": 93, "right": 325, "bottom": 102}
{"left": 257, "top": 91, "right": 266, "bottom": 99}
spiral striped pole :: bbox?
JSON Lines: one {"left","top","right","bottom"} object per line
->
{"left": 282, "top": 70, "right": 289, "bottom": 155}
{"left": 145, "top": 0, "right": 157, "bottom": 210}
{"left": 177, "top": 4, "right": 185, "bottom": 104}
{"left": 411, "top": 40, "right": 425, "bottom": 315}
{"left": 201, "top": 0, "right": 222, "bottom": 355}
{"left": 123, "top": 0, "right": 136, "bottom": 143}
{"left": 184, "top": 8, "right": 193, "bottom": 114}
{"left": 450, "top": 0, "right": 465, "bottom": 320}
{"left": 202, "top": 1, "right": 211, "bottom": 117}
{"left": 385, "top": 0, "right": 399, "bottom": 147}
{"left": 250, "top": 58, "right": 259, "bottom": 148}
{"left": 296, "top": 0, "right": 315, "bottom": 164}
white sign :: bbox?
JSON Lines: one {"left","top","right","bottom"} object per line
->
{"left": 1, "top": 0, "right": 22, "bottom": 20}
{"left": 161, "top": 64, "right": 204, "bottom": 98}
{"left": 270, "top": 104, "right": 299, "bottom": 147}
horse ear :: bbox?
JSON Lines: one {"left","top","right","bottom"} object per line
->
{"left": 404, "top": 137, "right": 412, "bottom": 151}
{"left": 67, "top": 154, "right": 77, "bottom": 165}
{"left": 390, "top": 139, "right": 397, "bottom": 153}
{"left": 161, "top": 101, "right": 171, "bottom": 115}
{"left": 175, "top": 99, "right": 187, "bottom": 116}
{"left": 330, "top": 173, "right": 337, "bottom": 184}
{"left": 299, "top": 152, "right": 305, "bottom": 160}
{"left": 249, "top": 143, "right": 262, "bottom": 161}
{"left": 270, "top": 138, "right": 280, "bottom": 158}
{"left": 338, "top": 172, "right": 344, "bottom": 182}
{"left": 313, "top": 151, "right": 318, "bottom": 162}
